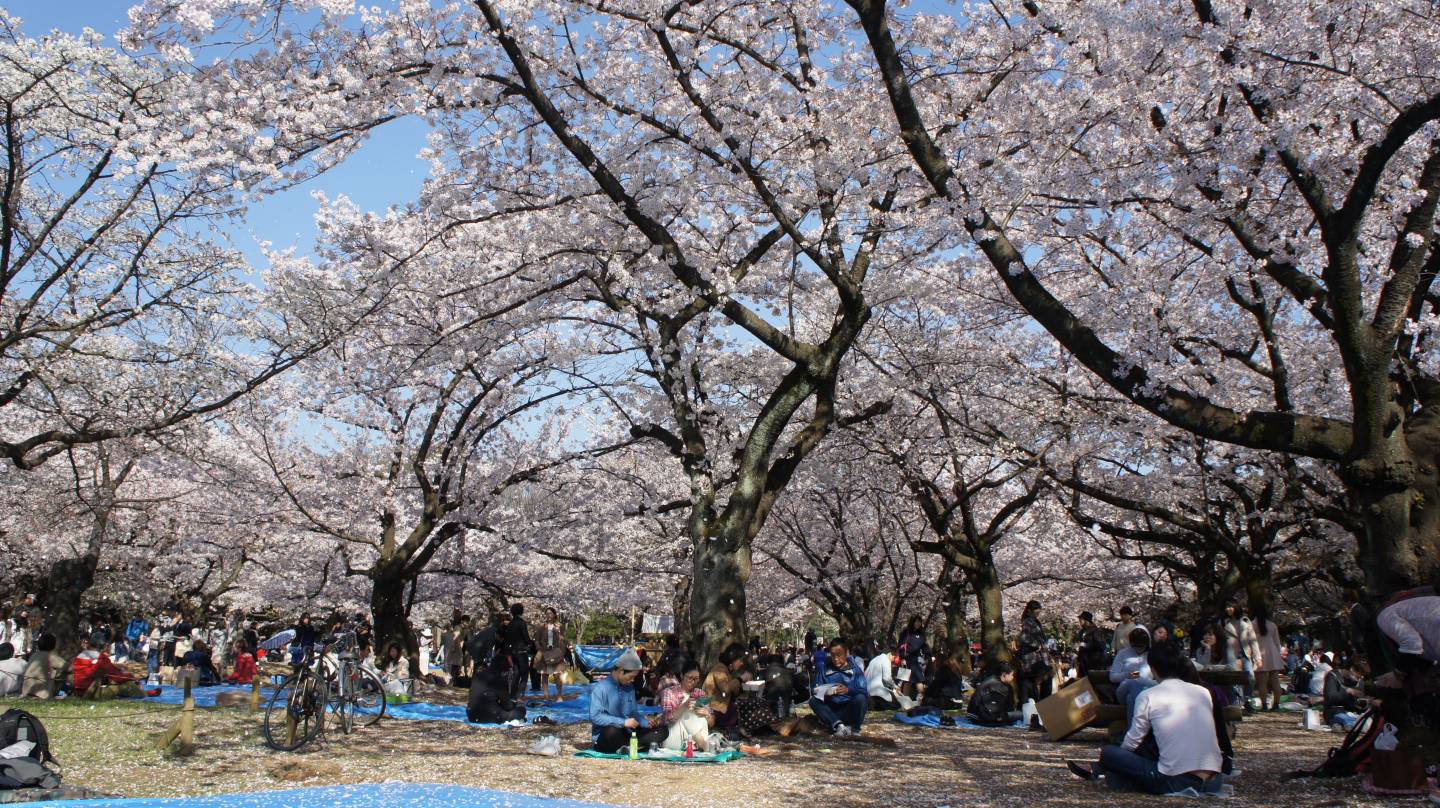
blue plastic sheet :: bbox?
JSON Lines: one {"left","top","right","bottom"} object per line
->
{"left": 892, "top": 711, "right": 1023, "bottom": 730}
{"left": 141, "top": 682, "right": 653, "bottom": 727}
{"left": 2, "top": 783, "right": 621, "bottom": 808}
{"left": 142, "top": 684, "right": 265, "bottom": 708}
{"left": 574, "top": 646, "right": 625, "bottom": 671}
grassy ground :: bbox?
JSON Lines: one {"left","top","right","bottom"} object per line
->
{"left": 0, "top": 697, "right": 1405, "bottom": 807}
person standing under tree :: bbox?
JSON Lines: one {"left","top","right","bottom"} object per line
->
{"left": 898, "top": 616, "right": 929, "bottom": 702}
{"left": 535, "top": 607, "right": 570, "bottom": 701}
{"left": 1017, "top": 600, "right": 1052, "bottom": 705}
{"left": 506, "top": 604, "right": 533, "bottom": 700}
{"left": 1076, "top": 611, "right": 1109, "bottom": 677}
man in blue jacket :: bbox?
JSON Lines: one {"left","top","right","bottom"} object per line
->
{"left": 590, "top": 648, "right": 665, "bottom": 752}
{"left": 811, "top": 638, "right": 869, "bottom": 735}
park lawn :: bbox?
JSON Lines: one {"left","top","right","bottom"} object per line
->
{"left": 0, "top": 697, "right": 1409, "bottom": 806}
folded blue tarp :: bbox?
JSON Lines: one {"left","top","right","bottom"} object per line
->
{"left": 2, "top": 782, "right": 622, "bottom": 808}
{"left": 575, "top": 646, "right": 625, "bottom": 671}
{"left": 892, "top": 711, "right": 1023, "bottom": 730}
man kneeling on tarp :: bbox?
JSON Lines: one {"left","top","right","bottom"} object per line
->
{"left": 810, "top": 638, "right": 868, "bottom": 736}
{"left": 590, "top": 649, "right": 665, "bottom": 753}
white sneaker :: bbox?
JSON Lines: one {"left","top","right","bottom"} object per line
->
{"left": 833, "top": 723, "right": 854, "bottom": 737}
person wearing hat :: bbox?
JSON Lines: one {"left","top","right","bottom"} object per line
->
{"left": 590, "top": 648, "right": 665, "bottom": 753}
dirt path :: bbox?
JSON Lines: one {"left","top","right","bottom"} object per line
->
{"left": 3, "top": 699, "right": 1397, "bottom": 807}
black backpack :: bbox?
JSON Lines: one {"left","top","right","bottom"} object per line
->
{"left": 0, "top": 709, "right": 56, "bottom": 768}
{"left": 1287, "top": 705, "right": 1382, "bottom": 779}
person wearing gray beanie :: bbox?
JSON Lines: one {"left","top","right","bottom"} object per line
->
{"left": 589, "top": 648, "right": 665, "bottom": 753}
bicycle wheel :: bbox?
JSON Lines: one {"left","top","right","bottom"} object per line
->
{"left": 263, "top": 671, "right": 325, "bottom": 751}
{"left": 351, "top": 667, "right": 386, "bottom": 727}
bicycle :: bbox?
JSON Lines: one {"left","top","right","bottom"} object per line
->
{"left": 262, "top": 631, "right": 383, "bottom": 750}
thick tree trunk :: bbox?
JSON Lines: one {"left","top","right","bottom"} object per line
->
{"left": 371, "top": 565, "right": 418, "bottom": 676}
{"left": 972, "top": 568, "right": 1010, "bottom": 667}
{"left": 42, "top": 553, "right": 100, "bottom": 658}
{"left": 835, "top": 605, "right": 874, "bottom": 651}
{"left": 689, "top": 535, "right": 750, "bottom": 669}
{"left": 672, "top": 575, "right": 692, "bottom": 640}
{"left": 943, "top": 580, "right": 972, "bottom": 674}
{"left": 1242, "top": 567, "right": 1276, "bottom": 617}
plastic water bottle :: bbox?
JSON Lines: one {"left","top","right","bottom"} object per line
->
{"left": 628, "top": 730, "right": 639, "bottom": 760}
{"left": 685, "top": 738, "right": 695, "bottom": 758}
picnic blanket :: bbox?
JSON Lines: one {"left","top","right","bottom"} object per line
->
{"left": 140, "top": 681, "right": 653, "bottom": 727}
{"left": 1, "top": 783, "right": 621, "bottom": 808}
{"left": 574, "top": 748, "right": 744, "bottom": 763}
{"left": 575, "top": 646, "right": 626, "bottom": 671}
{"left": 142, "top": 684, "right": 265, "bottom": 708}
{"left": 893, "top": 711, "right": 1024, "bottom": 730}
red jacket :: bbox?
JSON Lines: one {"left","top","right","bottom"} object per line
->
{"left": 72, "top": 650, "right": 129, "bottom": 692}
{"left": 228, "top": 653, "right": 257, "bottom": 684}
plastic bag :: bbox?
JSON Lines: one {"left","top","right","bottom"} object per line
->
{"left": 528, "top": 735, "right": 561, "bottom": 756}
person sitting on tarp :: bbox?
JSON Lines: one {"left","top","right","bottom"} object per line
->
{"left": 1067, "top": 643, "right": 1224, "bottom": 795}
{"left": 467, "top": 650, "right": 527, "bottom": 724}
{"left": 73, "top": 634, "right": 142, "bottom": 698}
{"left": 923, "top": 654, "right": 968, "bottom": 709}
{"left": 658, "top": 658, "right": 713, "bottom": 751}
{"left": 179, "top": 639, "right": 221, "bottom": 686}
{"left": 226, "top": 640, "right": 256, "bottom": 685}
{"left": 810, "top": 638, "right": 868, "bottom": 736}
{"left": 968, "top": 661, "right": 1021, "bottom": 726}
{"left": 590, "top": 648, "right": 665, "bottom": 753}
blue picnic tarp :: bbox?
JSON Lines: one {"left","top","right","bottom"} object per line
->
{"left": 2, "top": 783, "right": 622, "bottom": 808}
{"left": 892, "top": 711, "right": 1024, "bottom": 730}
{"left": 575, "top": 645, "right": 626, "bottom": 671}
{"left": 143, "top": 684, "right": 263, "bottom": 708}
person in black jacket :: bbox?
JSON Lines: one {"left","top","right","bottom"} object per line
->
{"left": 1076, "top": 612, "right": 1109, "bottom": 677}
{"left": 506, "top": 604, "right": 533, "bottom": 699}
{"left": 467, "top": 653, "right": 527, "bottom": 724}
{"left": 968, "top": 662, "right": 1021, "bottom": 725}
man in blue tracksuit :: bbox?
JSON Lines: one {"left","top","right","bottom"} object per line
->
{"left": 810, "top": 638, "right": 869, "bottom": 735}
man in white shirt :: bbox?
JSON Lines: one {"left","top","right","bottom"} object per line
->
{"left": 864, "top": 646, "right": 902, "bottom": 709}
{"left": 1069, "top": 643, "right": 1224, "bottom": 795}
{"left": 0, "top": 643, "right": 26, "bottom": 696}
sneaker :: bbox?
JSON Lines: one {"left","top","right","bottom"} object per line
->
{"left": 1067, "top": 760, "right": 1099, "bottom": 781}
{"left": 832, "top": 723, "right": 854, "bottom": 737}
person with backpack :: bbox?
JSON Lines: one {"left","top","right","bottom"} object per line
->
{"left": 968, "top": 662, "right": 1021, "bottom": 726}
{"left": 1067, "top": 643, "right": 1224, "bottom": 794}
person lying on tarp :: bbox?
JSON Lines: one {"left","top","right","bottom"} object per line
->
{"left": 967, "top": 662, "right": 1021, "bottom": 726}
{"left": 590, "top": 648, "right": 665, "bottom": 753}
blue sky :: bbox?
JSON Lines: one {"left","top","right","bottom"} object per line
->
{"left": 2, "top": 1, "right": 432, "bottom": 271}
{"left": 3, "top": 0, "right": 962, "bottom": 270}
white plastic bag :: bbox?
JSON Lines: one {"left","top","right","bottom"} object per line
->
{"left": 1374, "top": 722, "right": 1400, "bottom": 751}
{"left": 528, "top": 735, "right": 561, "bottom": 756}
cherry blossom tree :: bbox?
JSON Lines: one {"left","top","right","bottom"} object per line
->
{"left": 0, "top": 14, "right": 357, "bottom": 471}
{"left": 850, "top": 0, "right": 1440, "bottom": 599}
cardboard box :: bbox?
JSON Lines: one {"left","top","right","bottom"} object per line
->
{"left": 1036, "top": 677, "right": 1100, "bottom": 741}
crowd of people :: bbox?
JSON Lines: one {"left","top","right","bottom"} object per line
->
{"left": 2, "top": 587, "right": 1424, "bottom": 798}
